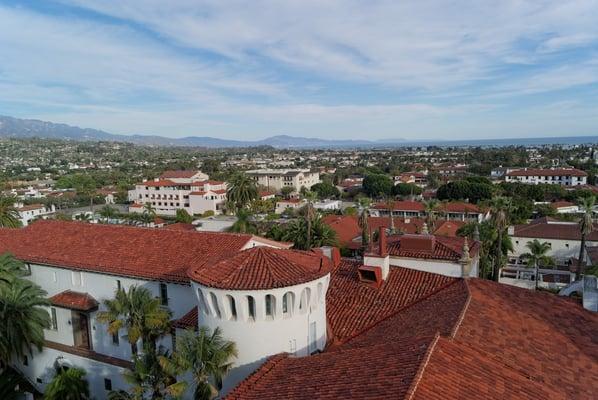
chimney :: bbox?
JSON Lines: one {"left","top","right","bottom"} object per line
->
{"left": 379, "top": 226, "right": 387, "bottom": 256}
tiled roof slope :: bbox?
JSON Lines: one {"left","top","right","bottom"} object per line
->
{"left": 227, "top": 276, "right": 598, "bottom": 399}
{"left": 386, "top": 234, "right": 479, "bottom": 261}
{"left": 513, "top": 221, "right": 598, "bottom": 241}
{"left": 327, "top": 259, "right": 456, "bottom": 341}
{"left": 173, "top": 307, "right": 199, "bottom": 330}
{"left": 49, "top": 290, "right": 98, "bottom": 311}
{"left": 0, "top": 220, "right": 253, "bottom": 283}
{"left": 189, "top": 247, "right": 333, "bottom": 290}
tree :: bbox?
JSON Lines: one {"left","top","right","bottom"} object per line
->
{"left": 0, "top": 196, "right": 20, "bottom": 228}
{"left": 577, "top": 196, "right": 595, "bottom": 278}
{"left": 392, "top": 183, "right": 422, "bottom": 197}
{"left": 229, "top": 209, "right": 257, "bottom": 234}
{"left": 357, "top": 198, "right": 371, "bottom": 250}
{"left": 303, "top": 191, "right": 317, "bottom": 250}
{"left": 488, "top": 196, "right": 513, "bottom": 281}
{"left": 0, "top": 367, "right": 27, "bottom": 400}
{"left": 423, "top": 199, "right": 440, "bottom": 233}
{"left": 44, "top": 366, "right": 89, "bottom": 400}
{"left": 311, "top": 182, "right": 340, "bottom": 199}
{"left": 167, "top": 327, "right": 237, "bottom": 400}
{"left": 0, "top": 254, "right": 50, "bottom": 364}
{"left": 140, "top": 203, "right": 156, "bottom": 226}
{"left": 437, "top": 180, "right": 493, "bottom": 203}
{"left": 280, "top": 186, "right": 294, "bottom": 199}
{"left": 100, "top": 205, "right": 117, "bottom": 223}
{"left": 226, "top": 173, "right": 258, "bottom": 211}
{"left": 362, "top": 174, "right": 393, "bottom": 198}
{"left": 458, "top": 221, "right": 513, "bottom": 280}
{"left": 521, "top": 239, "right": 554, "bottom": 290}
{"left": 96, "top": 286, "right": 171, "bottom": 354}
{"left": 175, "top": 208, "right": 193, "bottom": 224}
{"left": 282, "top": 217, "right": 337, "bottom": 250}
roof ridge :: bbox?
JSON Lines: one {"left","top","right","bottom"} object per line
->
{"left": 405, "top": 332, "right": 441, "bottom": 400}
{"left": 337, "top": 278, "right": 464, "bottom": 347}
{"left": 450, "top": 278, "right": 472, "bottom": 338}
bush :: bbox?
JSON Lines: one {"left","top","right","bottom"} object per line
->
{"left": 311, "top": 182, "right": 341, "bottom": 199}
{"left": 363, "top": 174, "right": 393, "bottom": 197}
{"left": 392, "top": 183, "right": 422, "bottom": 197}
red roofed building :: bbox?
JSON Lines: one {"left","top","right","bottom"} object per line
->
{"left": 505, "top": 167, "right": 587, "bottom": 186}
{"left": 371, "top": 200, "right": 485, "bottom": 222}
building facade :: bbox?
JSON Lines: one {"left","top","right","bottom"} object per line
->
{"left": 246, "top": 169, "right": 320, "bottom": 192}
{"left": 505, "top": 167, "right": 587, "bottom": 186}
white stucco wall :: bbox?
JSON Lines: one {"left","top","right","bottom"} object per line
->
{"left": 510, "top": 236, "right": 598, "bottom": 260}
{"left": 191, "top": 273, "right": 330, "bottom": 394}
{"left": 388, "top": 256, "right": 478, "bottom": 278}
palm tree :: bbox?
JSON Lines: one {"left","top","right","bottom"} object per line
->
{"left": 226, "top": 173, "right": 258, "bottom": 211}
{"left": 96, "top": 286, "right": 171, "bottom": 354}
{"left": 140, "top": 203, "right": 157, "bottom": 227}
{"left": 577, "top": 196, "right": 595, "bottom": 278}
{"left": 100, "top": 205, "right": 117, "bottom": 223}
{"left": 303, "top": 191, "right": 317, "bottom": 249}
{"left": 124, "top": 347, "right": 185, "bottom": 400}
{"left": 282, "top": 217, "right": 337, "bottom": 250}
{"left": 0, "top": 253, "right": 27, "bottom": 282}
{"left": 357, "top": 198, "right": 371, "bottom": 250}
{"left": 166, "top": 327, "right": 237, "bottom": 400}
{"left": 384, "top": 197, "right": 395, "bottom": 234}
{"left": 0, "top": 196, "right": 20, "bottom": 228}
{"left": 229, "top": 209, "right": 257, "bottom": 234}
{"left": 0, "top": 366, "right": 27, "bottom": 400}
{"left": 488, "top": 196, "right": 512, "bottom": 282}
{"left": 423, "top": 199, "right": 439, "bottom": 233}
{"left": 0, "top": 265, "right": 50, "bottom": 364}
{"left": 44, "top": 366, "right": 89, "bottom": 400}
{"left": 521, "top": 239, "right": 554, "bottom": 290}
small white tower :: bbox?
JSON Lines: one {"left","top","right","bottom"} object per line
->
{"left": 188, "top": 247, "right": 333, "bottom": 393}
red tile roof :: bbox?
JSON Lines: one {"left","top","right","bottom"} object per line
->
{"left": 49, "top": 290, "right": 98, "bottom": 311}
{"left": 162, "top": 223, "right": 196, "bottom": 231}
{"left": 513, "top": 221, "right": 598, "bottom": 241}
{"left": 227, "top": 276, "right": 598, "bottom": 399}
{"left": 386, "top": 234, "right": 479, "bottom": 261}
{"left": 173, "top": 307, "right": 198, "bottom": 330}
{"left": 372, "top": 200, "right": 424, "bottom": 211}
{"left": 143, "top": 179, "right": 179, "bottom": 187}
{"left": 17, "top": 204, "right": 46, "bottom": 212}
{"left": 506, "top": 168, "right": 587, "bottom": 177}
{"left": 440, "top": 202, "right": 481, "bottom": 213}
{"left": 189, "top": 247, "right": 332, "bottom": 290}
{"left": 0, "top": 220, "right": 254, "bottom": 283}
{"left": 433, "top": 220, "right": 465, "bottom": 237}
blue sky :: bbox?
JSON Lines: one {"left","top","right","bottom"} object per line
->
{"left": 1, "top": 0, "right": 598, "bottom": 141}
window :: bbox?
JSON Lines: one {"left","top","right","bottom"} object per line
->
{"left": 265, "top": 294, "right": 275, "bottom": 317}
{"left": 299, "top": 288, "right": 311, "bottom": 313}
{"left": 50, "top": 307, "right": 58, "bottom": 330}
{"left": 112, "top": 332, "right": 119, "bottom": 345}
{"left": 210, "top": 292, "right": 221, "bottom": 318}
{"left": 159, "top": 283, "right": 168, "bottom": 306}
{"left": 197, "top": 290, "right": 210, "bottom": 315}
{"left": 104, "top": 378, "right": 112, "bottom": 391}
{"left": 247, "top": 296, "right": 256, "bottom": 321}
{"left": 282, "top": 292, "right": 294, "bottom": 316}
{"left": 227, "top": 295, "right": 237, "bottom": 320}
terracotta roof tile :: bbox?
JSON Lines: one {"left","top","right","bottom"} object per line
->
{"left": 49, "top": 290, "right": 98, "bottom": 311}
{"left": 514, "top": 221, "right": 598, "bottom": 241}
{"left": 173, "top": 307, "right": 198, "bottom": 330}
{"left": 386, "top": 234, "right": 479, "bottom": 261}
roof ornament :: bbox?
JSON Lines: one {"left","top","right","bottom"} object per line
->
{"left": 459, "top": 237, "right": 473, "bottom": 278}
{"left": 473, "top": 224, "right": 480, "bottom": 242}
{"left": 422, "top": 222, "right": 429, "bottom": 235}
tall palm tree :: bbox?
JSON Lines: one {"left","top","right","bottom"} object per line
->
{"left": 167, "top": 327, "right": 237, "bottom": 400}
{"left": 229, "top": 209, "right": 257, "bottom": 234}
{"left": 488, "top": 196, "right": 512, "bottom": 282}
{"left": 577, "top": 196, "right": 595, "bottom": 278}
{"left": 44, "top": 366, "right": 89, "bottom": 400}
{"left": 282, "top": 217, "right": 337, "bottom": 250}
{"left": 124, "top": 347, "right": 185, "bottom": 400}
{"left": 384, "top": 197, "right": 395, "bottom": 234}
{"left": 0, "top": 196, "right": 20, "bottom": 228}
{"left": 0, "top": 276, "right": 50, "bottom": 364}
{"left": 226, "top": 173, "right": 258, "bottom": 211}
{"left": 97, "top": 286, "right": 171, "bottom": 354}
{"left": 521, "top": 239, "right": 554, "bottom": 290}
{"left": 303, "top": 191, "right": 317, "bottom": 249}
{"left": 140, "top": 203, "right": 157, "bottom": 227}
{"left": 358, "top": 198, "right": 371, "bottom": 250}
{"left": 423, "top": 199, "right": 439, "bottom": 233}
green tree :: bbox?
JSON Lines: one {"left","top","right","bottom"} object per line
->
{"left": 100, "top": 205, "right": 118, "bottom": 223}
{"left": 0, "top": 196, "right": 20, "bottom": 228}
{"left": 458, "top": 221, "right": 513, "bottom": 279}
{"left": 392, "top": 183, "right": 422, "bottom": 197}
{"left": 280, "top": 186, "right": 294, "bottom": 199}
{"left": 282, "top": 217, "right": 337, "bottom": 250}
{"left": 423, "top": 199, "right": 440, "bottom": 233}
{"left": 577, "top": 196, "right": 595, "bottom": 278}
{"left": 226, "top": 173, "right": 258, "bottom": 211}
{"left": 44, "top": 366, "right": 89, "bottom": 400}
{"left": 521, "top": 239, "right": 554, "bottom": 290}
{"left": 0, "top": 254, "right": 50, "bottom": 364}
{"left": 140, "top": 203, "right": 157, "bottom": 226}
{"left": 488, "top": 196, "right": 513, "bottom": 281}
{"left": 0, "top": 367, "right": 27, "bottom": 400}
{"left": 358, "top": 198, "right": 371, "bottom": 249}
{"left": 229, "top": 209, "right": 257, "bottom": 234}
{"left": 437, "top": 180, "right": 493, "bottom": 203}
{"left": 362, "top": 174, "right": 393, "bottom": 198}
{"left": 175, "top": 208, "right": 193, "bottom": 224}
{"left": 303, "top": 191, "right": 317, "bottom": 249}
{"left": 311, "top": 182, "right": 340, "bottom": 199}
{"left": 167, "top": 327, "right": 237, "bottom": 400}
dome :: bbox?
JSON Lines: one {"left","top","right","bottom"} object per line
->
{"left": 188, "top": 246, "right": 333, "bottom": 290}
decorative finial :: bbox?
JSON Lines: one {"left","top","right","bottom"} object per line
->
{"left": 422, "top": 222, "right": 429, "bottom": 235}
{"left": 473, "top": 224, "right": 480, "bottom": 242}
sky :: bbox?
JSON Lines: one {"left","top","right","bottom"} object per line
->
{"left": 1, "top": 0, "right": 598, "bottom": 141}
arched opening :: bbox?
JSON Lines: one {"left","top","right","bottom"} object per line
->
{"left": 299, "top": 287, "right": 311, "bottom": 314}
{"left": 265, "top": 294, "right": 276, "bottom": 318}
{"left": 246, "top": 295, "right": 256, "bottom": 321}
{"left": 226, "top": 295, "right": 237, "bottom": 321}
{"left": 210, "top": 292, "right": 221, "bottom": 318}
{"left": 197, "top": 289, "right": 210, "bottom": 315}
{"left": 282, "top": 292, "right": 295, "bottom": 316}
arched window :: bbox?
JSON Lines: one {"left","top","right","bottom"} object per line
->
{"left": 226, "top": 295, "right": 237, "bottom": 321}
{"left": 317, "top": 283, "right": 324, "bottom": 303}
{"left": 265, "top": 294, "right": 275, "bottom": 318}
{"left": 210, "top": 292, "right": 221, "bottom": 318}
{"left": 247, "top": 296, "right": 256, "bottom": 321}
{"left": 197, "top": 289, "right": 210, "bottom": 315}
{"left": 282, "top": 292, "right": 294, "bottom": 316}
{"left": 299, "top": 287, "right": 311, "bottom": 314}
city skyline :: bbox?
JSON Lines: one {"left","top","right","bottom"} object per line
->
{"left": 1, "top": 1, "right": 598, "bottom": 140}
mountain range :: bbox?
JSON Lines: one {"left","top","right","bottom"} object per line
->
{"left": 0, "top": 115, "right": 403, "bottom": 148}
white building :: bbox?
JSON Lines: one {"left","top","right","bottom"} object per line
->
{"left": 505, "top": 167, "right": 587, "bottom": 186}
{"left": 128, "top": 170, "right": 227, "bottom": 216}
{"left": 15, "top": 203, "right": 55, "bottom": 226}
{"left": 275, "top": 199, "right": 306, "bottom": 214}
{"left": 313, "top": 199, "right": 341, "bottom": 211}
{"left": 246, "top": 169, "right": 320, "bottom": 192}
{"left": 0, "top": 220, "right": 300, "bottom": 399}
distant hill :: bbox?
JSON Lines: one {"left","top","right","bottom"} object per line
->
{"left": 0, "top": 115, "right": 403, "bottom": 148}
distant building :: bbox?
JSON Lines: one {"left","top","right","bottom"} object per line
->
{"left": 505, "top": 167, "right": 587, "bottom": 186}
{"left": 313, "top": 199, "right": 340, "bottom": 211}
{"left": 128, "top": 170, "right": 227, "bottom": 216}
{"left": 15, "top": 203, "right": 55, "bottom": 226}
{"left": 393, "top": 172, "right": 427, "bottom": 188}
{"left": 275, "top": 199, "right": 306, "bottom": 214}
{"left": 246, "top": 169, "right": 320, "bottom": 192}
